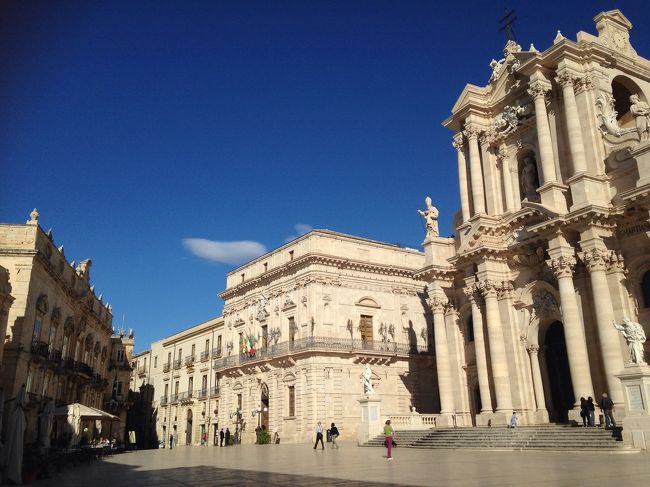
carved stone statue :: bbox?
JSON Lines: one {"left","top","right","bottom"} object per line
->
{"left": 630, "top": 94, "right": 650, "bottom": 142}
{"left": 362, "top": 364, "right": 375, "bottom": 395}
{"left": 613, "top": 317, "right": 647, "bottom": 365}
{"left": 417, "top": 196, "right": 439, "bottom": 238}
{"left": 520, "top": 156, "right": 539, "bottom": 202}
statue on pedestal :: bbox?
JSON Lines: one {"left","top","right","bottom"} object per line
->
{"left": 613, "top": 317, "right": 647, "bottom": 365}
{"left": 417, "top": 196, "right": 439, "bottom": 238}
{"left": 362, "top": 364, "right": 375, "bottom": 395}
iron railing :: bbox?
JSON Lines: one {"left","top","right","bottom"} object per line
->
{"left": 184, "top": 355, "right": 195, "bottom": 366}
{"left": 212, "top": 336, "right": 431, "bottom": 370}
{"left": 200, "top": 351, "right": 210, "bottom": 362}
{"left": 162, "top": 362, "right": 171, "bottom": 373}
{"left": 173, "top": 359, "right": 182, "bottom": 370}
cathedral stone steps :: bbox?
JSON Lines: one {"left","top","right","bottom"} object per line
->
{"left": 364, "top": 425, "right": 628, "bottom": 451}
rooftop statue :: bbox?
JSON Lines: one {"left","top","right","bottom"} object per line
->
{"left": 417, "top": 196, "right": 439, "bottom": 238}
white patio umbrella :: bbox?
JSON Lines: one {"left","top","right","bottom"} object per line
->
{"left": 38, "top": 399, "right": 55, "bottom": 452}
{"left": 53, "top": 403, "right": 119, "bottom": 446}
{"left": 1, "top": 385, "right": 27, "bottom": 485}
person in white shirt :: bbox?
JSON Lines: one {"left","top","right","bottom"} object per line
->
{"left": 313, "top": 421, "right": 325, "bottom": 450}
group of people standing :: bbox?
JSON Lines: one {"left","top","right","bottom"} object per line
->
{"left": 313, "top": 421, "right": 340, "bottom": 450}
{"left": 580, "top": 393, "right": 616, "bottom": 429}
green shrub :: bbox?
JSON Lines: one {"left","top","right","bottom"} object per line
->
{"left": 257, "top": 431, "right": 271, "bottom": 445}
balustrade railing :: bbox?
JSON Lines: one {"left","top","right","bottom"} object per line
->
{"left": 200, "top": 351, "right": 210, "bottom": 362}
{"left": 209, "top": 385, "right": 220, "bottom": 396}
{"left": 212, "top": 336, "right": 430, "bottom": 370}
{"left": 173, "top": 359, "right": 182, "bottom": 370}
{"left": 160, "top": 395, "right": 169, "bottom": 406}
{"left": 163, "top": 362, "right": 171, "bottom": 373}
{"left": 137, "top": 365, "right": 146, "bottom": 375}
{"left": 184, "top": 355, "right": 195, "bottom": 366}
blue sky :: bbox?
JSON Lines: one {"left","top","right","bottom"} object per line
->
{"left": 2, "top": 1, "right": 649, "bottom": 351}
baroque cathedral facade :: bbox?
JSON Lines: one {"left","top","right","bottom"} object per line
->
{"left": 142, "top": 9, "right": 650, "bottom": 445}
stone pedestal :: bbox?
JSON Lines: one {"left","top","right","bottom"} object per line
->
{"left": 630, "top": 141, "right": 650, "bottom": 188}
{"left": 357, "top": 396, "right": 382, "bottom": 445}
{"left": 616, "top": 365, "right": 650, "bottom": 450}
{"left": 567, "top": 173, "right": 610, "bottom": 210}
{"left": 538, "top": 181, "right": 568, "bottom": 213}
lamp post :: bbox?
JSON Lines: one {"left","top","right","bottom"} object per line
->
{"left": 252, "top": 404, "right": 268, "bottom": 443}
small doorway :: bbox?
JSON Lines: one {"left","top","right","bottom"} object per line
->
{"left": 186, "top": 409, "right": 193, "bottom": 445}
{"left": 360, "top": 315, "right": 373, "bottom": 350}
{"left": 544, "top": 321, "right": 574, "bottom": 422}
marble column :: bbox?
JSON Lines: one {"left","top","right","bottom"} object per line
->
{"left": 463, "top": 286, "right": 492, "bottom": 412}
{"left": 478, "top": 280, "right": 513, "bottom": 412}
{"left": 579, "top": 247, "right": 625, "bottom": 404}
{"left": 548, "top": 255, "right": 595, "bottom": 404}
{"left": 463, "top": 125, "right": 486, "bottom": 215}
{"left": 527, "top": 345, "right": 546, "bottom": 411}
{"left": 555, "top": 71, "right": 588, "bottom": 175}
{"left": 429, "top": 296, "right": 454, "bottom": 414}
{"left": 527, "top": 80, "right": 557, "bottom": 184}
{"left": 498, "top": 146, "right": 515, "bottom": 212}
{"left": 453, "top": 133, "right": 471, "bottom": 222}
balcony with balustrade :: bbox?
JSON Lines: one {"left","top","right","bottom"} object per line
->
{"left": 212, "top": 336, "right": 432, "bottom": 372}
{"left": 209, "top": 385, "right": 220, "bottom": 397}
{"left": 200, "top": 350, "right": 210, "bottom": 362}
{"left": 162, "top": 362, "right": 171, "bottom": 373}
{"left": 137, "top": 365, "right": 147, "bottom": 376}
{"left": 211, "top": 347, "right": 222, "bottom": 359}
{"left": 173, "top": 359, "right": 182, "bottom": 370}
{"left": 160, "top": 395, "right": 169, "bottom": 406}
{"left": 184, "top": 355, "right": 195, "bottom": 367}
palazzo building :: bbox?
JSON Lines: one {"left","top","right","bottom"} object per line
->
{"left": 0, "top": 210, "right": 134, "bottom": 442}
{"left": 137, "top": 9, "right": 650, "bottom": 444}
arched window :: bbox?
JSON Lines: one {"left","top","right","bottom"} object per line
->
{"left": 642, "top": 271, "right": 650, "bottom": 309}
{"left": 611, "top": 76, "right": 645, "bottom": 128}
{"left": 466, "top": 317, "right": 475, "bottom": 342}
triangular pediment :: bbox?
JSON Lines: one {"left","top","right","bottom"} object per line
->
{"left": 450, "top": 83, "right": 488, "bottom": 114}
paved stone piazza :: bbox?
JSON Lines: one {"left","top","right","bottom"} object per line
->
{"left": 37, "top": 443, "right": 650, "bottom": 487}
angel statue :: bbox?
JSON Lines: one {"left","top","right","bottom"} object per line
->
{"left": 417, "top": 196, "right": 439, "bottom": 238}
{"left": 613, "top": 317, "right": 647, "bottom": 365}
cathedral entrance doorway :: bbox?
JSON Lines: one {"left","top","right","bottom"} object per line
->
{"left": 471, "top": 382, "right": 481, "bottom": 426}
{"left": 544, "top": 321, "right": 574, "bottom": 423}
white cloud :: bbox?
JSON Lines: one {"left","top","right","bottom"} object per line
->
{"left": 183, "top": 238, "right": 267, "bottom": 265}
{"left": 285, "top": 223, "right": 313, "bottom": 243}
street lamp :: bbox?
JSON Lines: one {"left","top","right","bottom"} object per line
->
{"left": 252, "top": 404, "right": 268, "bottom": 443}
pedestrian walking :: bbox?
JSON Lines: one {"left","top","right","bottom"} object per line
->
{"left": 169, "top": 433, "right": 174, "bottom": 450}
{"left": 384, "top": 420, "right": 394, "bottom": 461}
{"left": 580, "top": 397, "right": 588, "bottom": 427}
{"left": 509, "top": 411, "right": 517, "bottom": 428}
{"left": 225, "top": 428, "right": 231, "bottom": 446}
{"left": 330, "top": 423, "right": 340, "bottom": 449}
{"left": 587, "top": 396, "right": 596, "bottom": 426}
{"left": 219, "top": 428, "right": 225, "bottom": 447}
{"left": 600, "top": 393, "right": 616, "bottom": 429}
{"left": 313, "top": 421, "right": 325, "bottom": 450}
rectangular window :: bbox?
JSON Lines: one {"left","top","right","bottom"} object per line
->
{"left": 237, "top": 393, "right": 242, "bottom": 411}
{"left": 201, "top": 375, "right": 207, "bottom": 392}
{"left": 154, "top": 356, "right": 158, "bottom": 368}
{"left": 62, "top": 335, "right": 69, "bottom": 360}
{"left": 164, "top": 383, "right": 169, "bottom": 398}
{"left": 288, "top": 317, "right": 296, "bottom": 345}
{"left": 289, "top": 250, "right": 294, "bottom": 261}
{"left": 116, "top": 349, "right": 125, "bottom": 363}
{"left": 188, "top": 376, "right": 193, "bottom": 394}
{"left": 205, "top": 339, "right": 210, "bottom": 352}
{"left": 32, "top": 317, "right": 43, "bottom": 343}
{"left": 167, "top": 352, "right": 172, "bottom": 365}
{"left": 262, "top": 325, "right": 268, "bottom": 349}
{"left": 178, "top": 348, "right": 182, "bottom": 361}
{"left": 174, "top": 381, "right": 179, "bottom": 395}
{"left": 48, "top": 325, "right": 57, "bottom": 352}
{"left": 239, "top": 332, "right": 244, "bottom": 353}
{"left": 288, "top": 386, "right": 295, "bottom": 417}
{"left": 263, "top": 262, "right": 268, "bottom": 272}
{"left": 217, "top": 336, "right": 222, "bottom": 355}
{"left": 191, "top": 344, "right": 195, "bottom": 358}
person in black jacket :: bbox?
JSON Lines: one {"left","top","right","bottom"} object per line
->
{"left": 219, "top": 428, "right": 225, "bottom": 447}
{"left": 579, "top": 397, "right": 588, "bottom": 427}
{"left": 330, "top": 423, "right": 340, "bottom": 449}
{"left": 600, "top": 393, "right": 616, "bottom": 429}
{"left": 587, "top": 397, "right": 596, "bottom": 426}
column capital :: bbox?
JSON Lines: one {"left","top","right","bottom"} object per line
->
{"left": 462, "top": 286, "right": 478, "bottom": 303}
{"left": 574, "top": 74, "right": 594, "bottom": 95}
{"left": 476, "top": 279, "right": 498, "bottom": 298}
{"left": 463, "top": 124, "right": 483, "bottom": 140}
{"left": 526, "top": 344, "right": 540, "bottom": 355}
{"left": 547, "top": 255, "right": 577, "bottom": 278}
{"left": 578, "top": 248, "right": 614, "bottom": 273}
{"left": 555, "top": 71, "right": 579, "bottom": 89}
{"left": 527, "top": 80, "right": 551, "bottom": 99}
{"left": 426, "top": 296, "right": 448, "bottom": 314}
{"left": 452, "top": 133, "right": 465, "bottom": 152}
{"left": 606, "top": 252, "right": 627, "bottom": 274}
{"left": 497, "top": 280, "right": 515, "bottom": 299}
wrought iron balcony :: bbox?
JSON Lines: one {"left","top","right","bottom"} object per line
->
{"left": 209, "top": 385, "right": 220, "bottom": 397}
{"left": 30, "top": 340, "right": 49, "bottom": 359}
{"left": 137, "top": 365, "right": 146, "bottom": 376}
{"left": 197, "top": 388, "right": 208, "bottom": 399}
{"left": 200, "top": 351, "right": 210, "bottom": 362}
{"left": 162, "top": 362, "right": 171, "bottom": 373}
{"left": 170, "top": 393, "right": 179, "bottom": 403}
{"left": 160, "top": 395, "right": 169, "bottom": 406}
{"left": 211, "top": 347, "right": 222, "bottom": 358}
{"left": 212, "top": 335, "right": 431, "bottom": 371}
{"left": 184, "top": 355, "right": 195, "bottom": 366}
{"left": 173, "top": 359, "right": 182, "bottom": 370}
